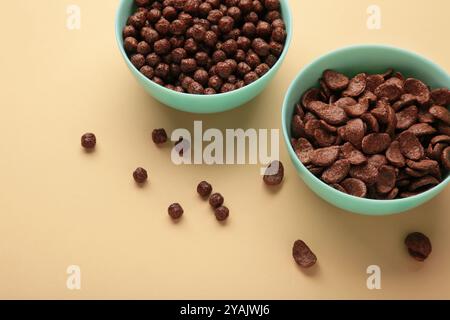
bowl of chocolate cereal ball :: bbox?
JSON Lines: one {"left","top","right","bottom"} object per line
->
{"left": 282, "top": 45, "right": 450, "bottom": 215}
{"left": 116, "top": 0, "right": 292, "bottom": 113}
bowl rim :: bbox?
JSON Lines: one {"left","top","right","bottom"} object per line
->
{"left": 114, "top": 0, "right": 293, "bottom": 99}
{"left": 282, "top": 43, "right": 450, "bottom": 206}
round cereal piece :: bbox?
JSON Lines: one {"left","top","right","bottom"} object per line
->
{"left": 406, "top": 159, "right": 439, "bottom": 172}
{"left": 396, "top": 105, "right": 418, "bottom": 130}
{"left": 405, "top": 232, "right": 432, "bottom": 262}
{"left": 334, "top": 97, "right": 357, "bottom": 108}
{"left": 307, "top": 165, "right": 325, "bottom": 176}
{"left": 124, "top": 37, "right": 138, "bottom": 53}
{"left": 294, "top": 103, "right": 305, "bottom": 118}
{"left": 342, "top": 100, "right": 369, "bottom": 118}
{"left": 291, "top": 115, "right": 306, "bottom": 138}
{"left": 133, "top": 167, "right": 148, "bottom": 184}
{"left": 292, "top": 240, "right": 317, "bottom": 268}
{"left": 308, "top": 101, "right": 348, "bottom": 126}
{"left": 385, "top": 104, "right": 397, "bottom": 139}
{"left": 404, "top": 78, "right": 431, "bottom": 105}
{"left": 332, "top": 183, "right": 347, "bottom": 193}
{"left": 349, "top": 163, "right": 379, "bottom": 185}
{"left": 359, "top": 91, "right": 378, "bottom": 104}
{"left": 407, "top": 123, "right": 437, "bottom": 137}
{"left": 386, "top": 187, "right": 399, "bottom": 200}
{"left": 360, "top": 113, "right": 380, "bottom": 133}
{"left": 442, "top": 146, "right": 450, "bottom": 170}
{"left": 293, "top": 138, "right": 314, "bottom": 165}
{"left": 343, "top": 118, "right": 365, "bottom": 149}
{"left": 340, "top": 142, "right": 367, "bottom": 165}
{"left": 209, "top": 193, "right": 224, "bottom": 208}
{"left": 385, "top": 76, "right": 404, "bottom": 89}
{"left": 429, "top": 105, "right": 450, "bottom": 125}
{"left": 376, "top": 165, "right": 396, "bottom": 194}
{"left": 214, "top": 206, "right": 230, "bottom": 221}
{"left": 310, "top": 146, "right": 340, "bottom": 167}
{"left": 374, "top": 81, "right": 403, "bottom": 102}
{"left": 418, "top": 110, "right": 435, "bottom": 124}
{"left": 431, "top": 135, "right": 450, "bottom": 145}
{"left": 399, "top": 191, "right": 420, "bottom": 198}
{"left": 323, "top": 70, "right": 349, "bottom": 91}
{"left": 362, "top": 133, "right": 391, "bottom": 155}
{"left": 398, "top": 131, "right": 424, "bottom": 160}
{"left": 304, "top": 119, "right": 321, "bottom": 137}
{"left": 301, "top": 88, "right": 321, "bottom": 109}
{"left": 341, "top": 178, "right": 368, "bottom": 198}
{"left": 429, "top": 143, "right": 447, "bottom": 161}
{"left": 130, "top": 54, "right": 145, "bottom": 69}
{"left": 366, "top": 74, "right": 385, "bottom": 92}
{"left": 263, "top": 160, "right": 284, "bottom": 186}
{"left": 168, "top": 203, "right": 184, "bottom": 220}
{"left": 408, "top": 176, "right": 440, "bottom": 192}
{"left": 319, "top": 79, "right": 332, "bottom": 101}
{"left": 343, "top": 73, "right": 367, "bottom": 97}
{"left": 392, "top": 94, "right": 417, "bottom": 111}
{"left": 319, "top": 120, "right": 337, "bottom": 133}
{"left": 321, "top": 159, "right": 351, "bottom": 184}
{"left": 405, "top": 167, "right": 428, "bottom": 178}
{"left": 386, "top": 141, "right": 406, "bottom": 168}
{"left": 187, "top": 81, "right": 204, "bottom": 94}
{"left": 370, "top": 105, "right": 388, "bottom": 124}
{"left": 431, "top": 88, "right": 450, "bottom": 106}
{"left": 313, "top": 128, "right": 336, "bottom": 147}
{"left": 380, "top": 68, "right": 394, "bottom": 79}
{"left": 367, "top": 154, "right": 388, "bottom": 169}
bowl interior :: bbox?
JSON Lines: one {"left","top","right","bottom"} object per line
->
{"left": 115, "top": 0, "right": 293, "bottom": 113}
{"left": 282, "top": 45, "right": 450, "bottom": 215}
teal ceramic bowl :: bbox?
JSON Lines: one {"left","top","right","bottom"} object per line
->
{"left": 282, "top": 44, "right": 450, "bottom": 216}
{"left": 115, "top": 0, "right": 293, "bottom": 114}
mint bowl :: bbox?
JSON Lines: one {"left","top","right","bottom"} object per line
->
{"left": 115, "top": 0, "right": 293, "bottom": 114}
{"left": 281, "top": 44, "right": 450, "bottom": 216}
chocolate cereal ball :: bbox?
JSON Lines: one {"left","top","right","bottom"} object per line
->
{"left": 168, "top": 203, "right": 184, "bottom": 220}
{"left": 140, "top": 65, "right": 154, "bottom": 79}
{"left": 81, "top": 133, "right": 96, "bottom": 149}
{"left": 209, "top": 193, "right": 224, "bottom": 208}
{"left": 133, "top": 167, "right": 148, "bottom": 184}
{"left": 130, "top": 54, "right": 145, "bottom": 68}
{"left": 123, "top": 0, "right": 287, "bottom": 95}
{"left": 123, "top": 25, "right": 136, "bottom": 38}
{"left": 197, "top": 181, "right": 213, "bottom": 197}
{"left": 214, "top": 206, "right": 229, "bottom": 221}
{"left": 124, "top": 37, "right": 138, "bottom": 53}
{"left": 194, "top": 69, "right": 209, "bottom": 86}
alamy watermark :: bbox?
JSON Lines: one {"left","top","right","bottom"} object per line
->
{"left": 366, "top": 5, "right": 381, "bottom": 30}
{"left": 66, "top": 265, "right": 81, "bottom": 290}
{"left": 170, "top": 121, "right": 280, "bottom": 175}
{"left": 366, "top": 265, "right": 381, "bottom": 290}
{"left": 66, "top": 5, "right": 81, "bottom": 30}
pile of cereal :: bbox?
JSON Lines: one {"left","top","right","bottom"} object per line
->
{"left": 122, "top": 0, "right": 287, "bottom": 94}
{"left": 291, "top": 69, "right": 450, "bottom": 199}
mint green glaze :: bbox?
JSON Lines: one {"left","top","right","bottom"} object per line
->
{"left": 115, "top": 0, "right": 292, "bottom": 114}
{"left": 282, "top": 45, "right": 450, "bottom": 215}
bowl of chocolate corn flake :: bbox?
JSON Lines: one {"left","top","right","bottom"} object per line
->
{"left": 115, "top": 0, "right": 292, "bottom": 113}
{"left": 282, "top": 45, "right": 450, "bottom": 215}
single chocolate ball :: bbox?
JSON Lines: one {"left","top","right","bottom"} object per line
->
{"left": 133, "top": 167, "right": 148, "bottom": 184}
{"left": 81, "top": 133, "right": 96, "bottom": 149}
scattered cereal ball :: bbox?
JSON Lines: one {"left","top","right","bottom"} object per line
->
{"left": 81, "top": 133, "right": 96, "bottom": 149}
{"left": 168, "top": 203, "right": 184, "bottom": 220}
{"left": 133, "top": 167, "right": 148, "bottom": 184}
{"left": 197, "top": 181, "right": 213, "bottom": 197}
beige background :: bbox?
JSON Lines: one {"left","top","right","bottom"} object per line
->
{"left": 0, "top": 0, "right": 449, "bottom": 299}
